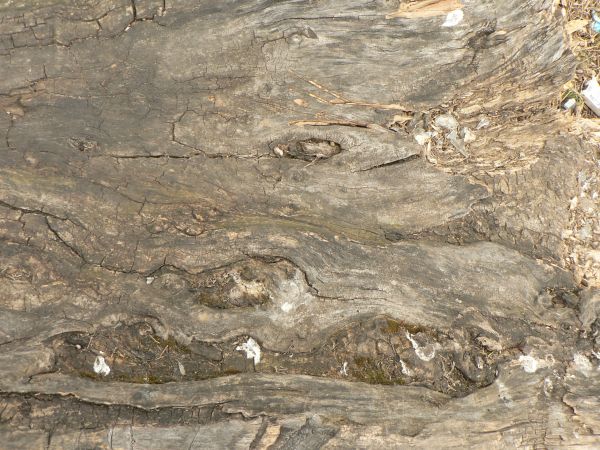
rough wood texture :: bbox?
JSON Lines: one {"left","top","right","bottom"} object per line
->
{"left": 1, "top": 0, "right": 600, "bottom": 448}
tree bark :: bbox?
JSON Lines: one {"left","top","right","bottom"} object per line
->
{"left": 1, "top": 0, "right": 599, "bottom": 448}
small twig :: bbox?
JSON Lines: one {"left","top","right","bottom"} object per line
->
{"left": 303, "top": 155, "right": 324, "bottom": 168}
{"left": 155, "top": 345, "right": 169, "bottom": 360}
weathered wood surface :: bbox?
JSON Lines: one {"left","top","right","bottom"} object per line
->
{"left": 0, "top": 0, "right": 599, "bottom": 448}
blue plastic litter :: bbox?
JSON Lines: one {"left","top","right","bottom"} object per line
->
{"left": 593, "top": 11, "right": 600, "bottom": 33}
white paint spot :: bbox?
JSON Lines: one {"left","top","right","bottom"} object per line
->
{"left": 236, "top": 337, "right": 261, "bottom": 365}
{"left": 178, "top": 361, "right": 186, "bottom": 376}
{"left": 406, "top": 332, "right": 436, "bottom": 361}
{"left": 339, "top": 361, "right": 348, "bottom": 376}
{"left": 281, "top": 302, "right": 294, "bottom": 313}
{"left": 573, "top": 353, "right": 593, "bottom": 376}
{"left": 93, "top": 355, "right": 111, "bottom": 376}
{"left": 145, "top": 276, "right": 155, "bottom": 285}
{"left": 519, "top": 355, "right": 538, "bottom": 373}
{"left": 442, "top": 9, "right": 464, "bottom": 27}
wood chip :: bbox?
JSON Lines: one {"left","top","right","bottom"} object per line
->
{"left": 387, "top": 0, "right": 464, "bottom": 19}
{"left": 565, "top": 19, "right": 589, "bottom": 35}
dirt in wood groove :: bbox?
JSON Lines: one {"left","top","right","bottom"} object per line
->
{"left": 50, "top": 316, "right": 508, "bottom": 397}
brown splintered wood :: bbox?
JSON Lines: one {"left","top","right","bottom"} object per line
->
{"left": 0, "top": 0, "right": 599, "bottom": 448}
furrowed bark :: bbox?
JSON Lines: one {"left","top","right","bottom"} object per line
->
{"left": 0, "top": 0, "right": 599, "bottom": 448}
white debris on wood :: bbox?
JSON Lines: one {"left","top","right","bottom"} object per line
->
{"left": 518, "top": 354, "right": 538, "bottom": 373}
{"left": 399, "top": 359, "right": 412, "bottom": 376}
{"left": 475, "top": 355, "right": 484, "bottom": 370}
{"left": 562, "top": 98, "right": 577, "bottom": 111}
{"left": 447, "top": 129, "right": 469, "bottom": 157}
{"left": 582, "top": 77, "right": 600, "bottom": 117}
{"left": 236, "top": 337, "right": 261, "bottom": 365}
{"left": 414, "top": 130, "right": 437, "bottom": 146}
{"left": 462, "top": 127, "right": 476, "bottom": 143}
{"left": 178, "top": 361, "right": 186, "bottom": 376}
{"left": 406, "top": 332, "right": 436, "bottom": 361}
{"left": 476, "top": 117, "right": 490, "bottom": 129}
{"left": 573, "top": 353, "right": 593, "bottom": 376}
{"left": 281, "top": 302, "right": 294, "bottom": 313}
{"left": 434, "top": 114, "right": 459, "bottom": 131}
{"left": 340, "top": 361, "right": 348, "bottom": 376}
{"left": 578, "top": 224, "right": 592, "bottom": 240}
{"left": 93, "top": 355, "right": 111, "bottom": 376}
{"left": 442, "top": 9, "right": 464, "bottom": 27}
{"left": 543, "top": 377, "right": 553, "bottom": 397}
{"left": 569, "top": 196, "right": 578, "bottom": 210}
{"left": 146, "top": 276, "right": 155, "bottom": 285}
